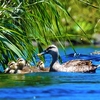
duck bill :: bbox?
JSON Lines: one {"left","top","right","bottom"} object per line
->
{"left": 37, "top": 51, "right": 45, "bottom": 56}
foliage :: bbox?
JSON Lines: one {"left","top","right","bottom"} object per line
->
{"left": 0, "top": 0, "right": 100, "bottom": 70}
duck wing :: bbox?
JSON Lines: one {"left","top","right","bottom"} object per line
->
{"left": 62, "top": 59, "right": 97, "bottom": 73}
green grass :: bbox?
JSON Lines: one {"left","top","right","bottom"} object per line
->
{"left": 0, "top": 0, "right": 100, "bottom": 70}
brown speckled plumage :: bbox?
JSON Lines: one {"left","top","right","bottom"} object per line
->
{"left": 38, "top": 45, "right": 97, "bottom": 73}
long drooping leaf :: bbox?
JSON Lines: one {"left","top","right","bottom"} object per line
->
{"left": 0, "top": 35, "right": 24, "bottom": 57}
{"left": 0, "top": 0, "right": 99, "bottom": 71}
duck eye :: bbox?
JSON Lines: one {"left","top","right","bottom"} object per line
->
{"left": 19, "top": 59, "right": 23, "bottom": 61}
{"left": 10, "top": 63, "right": 14, "bottom": 66}
{"left": 10, "top": 63, "right": 13, "bottom": 65}
{"left": 47, "top": 46, "right": 55, "bottom": 50}
{"left": 40, "top": 63, "right": 43, "bottom": 65}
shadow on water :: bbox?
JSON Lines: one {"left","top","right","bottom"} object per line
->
{"left": 1, "top": 46, "right": 100, "bottom": 100}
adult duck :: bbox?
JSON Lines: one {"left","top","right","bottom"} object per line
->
{"left": 37, "top": 45, "right": 98, "bottom": 73}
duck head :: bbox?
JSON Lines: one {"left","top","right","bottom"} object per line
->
{"left": 8, "top": 61, "right": 18, "bottom": 70}
{"left": 16, "top": 58, "right": 26, "bottom": 69}
{"left": 16, "top": 58, "right": 31, "bottom": 70}
{"left": 37, "top": 45, "right": 59, "bottom": 71}
{"left": 5, "top": 61, "right": 18, "bottom": 73}
{"left": 37, "top": 60, "right": 44, "bottom": 70}
{"left": 37, "top": 45, "right": 59, "bottom": 58}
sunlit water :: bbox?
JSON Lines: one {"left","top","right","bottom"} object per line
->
{"left": 0, "top": 46, "right": 100, "bottom": 100}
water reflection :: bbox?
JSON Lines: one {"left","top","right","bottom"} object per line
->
{"left": 0, "top": 72, "right": 100, "bottom": 99}
{"left": 0, "top": 71, "right": 100, "bottom": 88}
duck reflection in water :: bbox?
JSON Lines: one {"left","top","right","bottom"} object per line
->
{"left": 38, "top": 45, "right": 99, "bottom": 73}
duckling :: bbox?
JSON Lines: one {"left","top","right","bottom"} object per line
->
{"left": 16, "top": 58, "right": 31, "bottom": 73}
{"left": 38, "top": 45, "right": 98, "bottom": 73}
{"left": 4, "top": 61, "right": 18, "bottom": 74}
{"left": 36, "top": 60, "right": 49, "bottom": 72}
{"left": 37, "top": 60, "right": 44, "bottom": 70}
{"left": 5, "top": 60, "right": 32, "bottom": 74}
{"left": 16, "top": 58, "right": 42, "bottom": 73}
{"left": 28, "top": 61, "right": 49, "bottom": 72}
{"left": 16, "top": 58, "right": 31, "bottom": 69}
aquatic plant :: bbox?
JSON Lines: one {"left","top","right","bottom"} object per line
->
{"left": 0, "top": 0, "right": 99, "bottom": 70}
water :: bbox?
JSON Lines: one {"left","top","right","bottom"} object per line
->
{"left": 0, "top": 46, "right": 100, "bottom": 100}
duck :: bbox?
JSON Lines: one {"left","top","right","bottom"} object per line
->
{"left": 16, "top": 58, "right": 32, "bottom": 73}
{"left": 27, "top": 60, "right": 49, "bottom": 72}
{"left": 5, "top": 60, "right": 31, "bottom": 74}
{"left": 36, "top": 60, "right": 49, "bottom": 72}
{"left": 37, "top": 44, "right": 98, "bottom": 73}
{"left": 16, "top": 58, "right": 31, "bottom": 70}
{"left": 4, "top": 61, "right": 18, "bottom": 74}
{"left": 37, "top": 60, "right": 44, "bottom": 70}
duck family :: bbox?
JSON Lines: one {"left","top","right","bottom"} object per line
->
{"left": 38, "top": 45, "right": 98, "bottom": 73}
{"left": 4, "top": 44, "right": 99, "bottom": 74}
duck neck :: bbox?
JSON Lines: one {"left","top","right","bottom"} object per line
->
{"left": 50, "top": 52, "right": 58, "bottom": 72}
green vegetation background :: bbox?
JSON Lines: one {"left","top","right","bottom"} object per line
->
{"left": 0, "top": 0, "right": 100, "bottom": 70}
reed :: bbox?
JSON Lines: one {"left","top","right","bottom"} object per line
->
{"left": 0, "top": 0, "right": 99, "bottom": 70}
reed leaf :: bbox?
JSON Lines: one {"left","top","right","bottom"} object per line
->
{"left": 0, "top": 0, "right": 99, "bottom": 71}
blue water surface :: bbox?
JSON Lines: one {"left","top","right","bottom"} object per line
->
{"left": 0, "top": 46, "right": 100, "bottom": 100}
